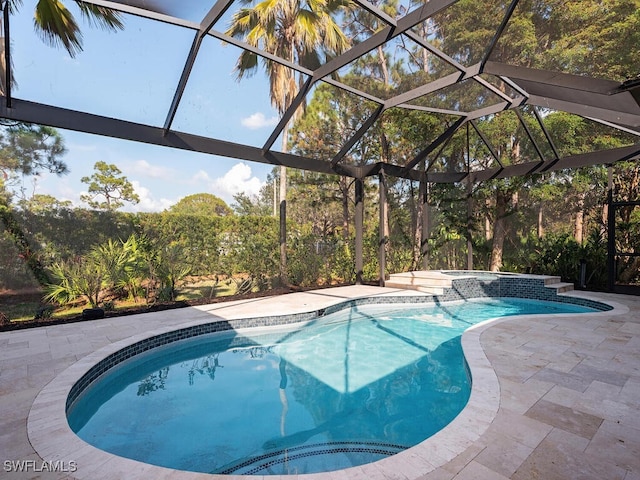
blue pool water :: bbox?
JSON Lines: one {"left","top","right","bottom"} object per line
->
{"left": 67, "top": 298, "right": 596, "bottom": 475}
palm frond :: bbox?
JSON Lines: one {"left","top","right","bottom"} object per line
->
{"left": 76, "top": 1, "right": 124, "bottom": 31}
{"left": 3, "top": 0, "right": 22, "bottom": 14}
{"left": 323, "top": 17, "right": 349, "bottom": 53}
{"left": 226, "top": 8, "right": 253, "bottom": 37}
{"left": 298, "top": 48, "right": 321, "bottom": 69}
{"left": 296, "top": 9, "right": 321, "bottom": 43}
{"left": 34, "top": 0, "right": 82, "bottom": 57}
{"left": 235, "top": 50, "right": 258, "bottom": 79}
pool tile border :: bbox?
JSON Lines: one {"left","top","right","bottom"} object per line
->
{"left": 27, "top": 277, "right": 618, "bottom": 480}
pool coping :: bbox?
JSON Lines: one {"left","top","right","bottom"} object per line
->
{"left": 26, "top": 290, "right": 625, "bottom": 480}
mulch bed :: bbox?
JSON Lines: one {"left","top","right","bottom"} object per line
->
{"left": 0, "top": 287, "right": 298, "bottom": 332}
{"left": 0, "top": 284, "right": 350, "bottom": 332}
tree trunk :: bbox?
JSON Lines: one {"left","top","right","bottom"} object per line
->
{"left": 414, "top": 177, "right": 425, "bottom": 269}
{"left": 379, "top": 132, "right": 391, "bottom": 267}
{"left": 355, "top": 178, "right": 364, "bottom": 284}
{"left": 379, "top": 173, "right": 388, "bottom": 285}
{"left": 574, "top": 191, "right": 586, "bottom": 244}
{"left": 273, "top": 179, "right": 277, "bottom": 217}
{"left": 421, "top": 182, "right": 430, "bottom": 269}
{"left": 340, "top": 176, "right": 349, "bottom": 242}
{"left": 537, "top": 204, "right": 544, "bottom": 238}
{"left": 619, "top": 257, "right": 640, "bottom": 283}
{"left": 601, "top": 202, "right": 608, "bottom": 236}
{"left": 485, "top": 198, "right": 492, "bottom": 241}
{"left": 489, "top": 189, "right": 509, "bottom": 272}
{"left": 377, "top": 45, "right": 390, "bottom": 85}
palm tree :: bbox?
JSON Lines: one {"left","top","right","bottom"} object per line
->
{"left": 226, "top": 0, "right": 350, "bottom": 112}
{"left": 226, "top": 0, "right": 350, "bottom": 283}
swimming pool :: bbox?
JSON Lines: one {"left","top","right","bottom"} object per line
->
{"left": 66, "top": 297, "right": 598, "bottom": 476}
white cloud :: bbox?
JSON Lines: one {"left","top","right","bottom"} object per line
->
{"left": 27, "top": 175, "right": 82, "bottom": 207}
{"left": 241, "top": 112, "right": 279, "bottom": 130}
{"left": 124, "top": 180, "right": 174, "bottom": 213}
{"left": 211, "top": 163, "right": 265, "bottom": 203}
{"left": 128, "top": 160, "right": 175, "bottom": 180}
{"left": 191, "top": 170, "right": 211, "bottom": 184}
{"left": 54, "top": 182, "right": 80, "bottom": 205}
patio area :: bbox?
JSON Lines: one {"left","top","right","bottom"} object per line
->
{"left": 1, "top": 285, "right": 640, "bottom": 479}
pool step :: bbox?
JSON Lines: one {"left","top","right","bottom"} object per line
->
{"left": 545, "top": 281, "right": 575, "bottom": 293}
{"left": 387, "top": 271, "right": 454, "bottom": 288}
{"left": 531, "top": 274, "right": 575, "bottom": 293}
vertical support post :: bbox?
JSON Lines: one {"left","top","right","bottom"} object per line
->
{"left": 279, "top": 165, "right": 287, "bottom": 285}
{"left": 466, "top": 124, "right": 473, "bottom": 270}
{"left": 607, "top": 166, "right": 615, "bottom": 291}
{"left": 2, "top": 1, "right": 13, "bottom": 106}
{"left": 378, "top": 173, "right": 387, "bottom": 286}
{"left": 466, "top": 175, "right": 473, "bottom": 270}
{"left": 355, "top": 177, "right": 364, "bottom": 285}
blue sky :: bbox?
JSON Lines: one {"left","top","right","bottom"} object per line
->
{"left": 10, "top": 3, "right": 286, "bottom": 211}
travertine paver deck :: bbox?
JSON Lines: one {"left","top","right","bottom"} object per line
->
{"left": 1, "top": 286, "right": 639, "bottom": 479}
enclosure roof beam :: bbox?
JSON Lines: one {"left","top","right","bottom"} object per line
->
{"left": 532, "top": 106, "right": 560, "bottom": 163}
{"left": 162, "top": 0, "right": 237, "bottom": 133}
{"left": 514, "top": 108, "right": 545, "bottom": 163}
{"left": 527, "top": 95, "right": 640, "bottom": 128}
{"left": 469, "top": 144, "right": 640, "bottom": 183}
{"left": 584, "top": 117, "right": 640, "bottom": 137}
{"left": 383, "top": 71, "right": 462, "bottom": 109}
{"left": 259, "top": 0, "right": 460, "bottom": 157}
{"left": 321, "top": 77, "right": 384, "bottom": 104}
{"left": 0, "top": 98, "right": 360, "bottom": 177}
{"left": 162, "top": 33, "right": 202, "bottom": 133}
{"left": 262, "top": 77, "right": 314, "bottom": 153}
{"left": 484, "top": 61, "right": 640, "bottom": 127}
{"left": 359, "top": 162, "right": 466, "bottom": 183}
{"left": 332, "top": 104, "right": 384, "bottom": 166}
{"left": 479, "top": 0, "right": 520, "bottom": 71}
{"left": 466, "top": 98, "right": 526, "bottom": 121}
{"left": 352, "top": 0, "right": 397, "bottom": 28}
{"left": 403, "top": 30, "right": 467, "bottom": 74}
{"left": 469, "top": 120, "right": 502, "bottom": 167}
{"left": 313, "top": 0, "right": 460, "bottom": 81}
{"left": 82, "top": 0, "right": 198, "bottom": 28}
{"left": 396, "top": 104, "right": 465, "bottom": 116}
{"left": 401, "top": 116, "right": 467, "bottom": 175}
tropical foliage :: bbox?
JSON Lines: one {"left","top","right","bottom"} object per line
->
{"left": 44, "top": 233, "right": 192, "bottom": 307}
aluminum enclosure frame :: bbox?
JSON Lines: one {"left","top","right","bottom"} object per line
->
{"left": 1, "top": 0, "right": 639, "bottom": 184}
